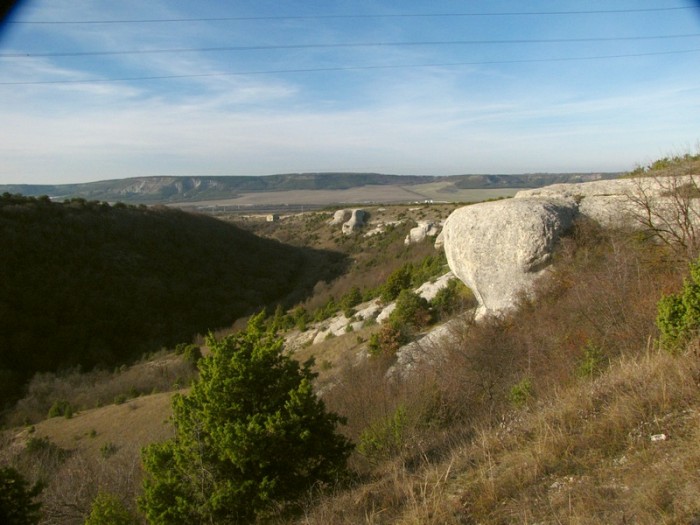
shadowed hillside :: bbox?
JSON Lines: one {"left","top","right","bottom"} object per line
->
{"left": 0, "top": 194, "right": 347, "bottom": 407}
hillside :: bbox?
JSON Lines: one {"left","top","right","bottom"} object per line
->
{"left": 0, "top": 172, "right": 619, "bottom": 205}
{"left": 2, "top": 154, "right": 699, "bottom": 524}
{"left": 0, "top": 194, "right": 346, "bottom": 408}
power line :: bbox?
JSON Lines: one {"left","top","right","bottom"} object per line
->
{"left": 2, "top": 48, "right": 698, "bottom": 86}
{"left": 7, "top": 6, "right": 694, "bottom": 24}
{"left": 3, "top": 33, "right": 700, "bottom": 58}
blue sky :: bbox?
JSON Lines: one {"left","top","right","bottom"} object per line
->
{"left": 1, "top": 0, "right": 699, "bottom": 184}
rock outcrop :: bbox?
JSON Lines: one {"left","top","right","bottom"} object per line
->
{"left": 442, "top": 175, "right": 700, "bottom": 317}
{"left": 329, "top": 209, "right": 350, "bottom": 225}
{"left": 404, "top": 221, "right": 441, "bottom": 245}
{"left": 442, "top": 198, "right": 576, "bottom": 317}
{"left": 342, "top": 209, "right": 367, "bottom": 235}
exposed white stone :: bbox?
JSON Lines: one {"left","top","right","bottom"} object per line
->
{"left": 404, "top": 220, "right": 441, "bottom": 245}
{"left": 415, "top": 272, "right": 455, "bottom": 302}
{"left": 342, "top": 209, "right": 367, "bottom": 235}
{"left": 442, "top": 198, "right": 577, "bottom": 317}
{"left": 386, "top": 319, "right": 464, "bottom": 380}
{"left": 284, "top": 329, "right": 318, "bottom": 351}
{"left": 442, "top": 175, "right": 700, "bottom": 317}
{"left": 329, "top": 209, "right": 350, "bottom": 225}
{"left": 376, "top": 303, "right": 396, "bottom": 323}
{"left": 355, "top": 299, "right": 382, "bottom": 320}
{"left": 433, "top": 230, "right": 445, "bottom": 250}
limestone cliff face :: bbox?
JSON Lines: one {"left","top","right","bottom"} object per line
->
{"left": 442, "top": 176, "right": 700, "bottom": 317}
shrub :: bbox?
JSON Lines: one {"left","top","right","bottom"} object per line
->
{"left": 100, "top": 442, "right": 118, "bottom": 459}
{"left": 84, "top": 492, "right": 135, "bottom": 525}
{"left": 389, "top": 289, "right": 432, "bottom": 331}
{"left": 0, "top": 467, "right": 42, "bottom": 525}
{"left": 340, "top": 286, "right": 363, "bottom": 317}
{"left": 657, "top": 258, "right": 700, "bottom": 350}
{"left": 380, "top": 263, "right": 414, "bottom": 302}
{"left": 430, "top": 278, "right": 475, "bottom": 318}
{"left": 47, "top": 400, "right": 73, "bottom": 419}
{"left": 113, "top": 394, "right": 127, "bottom": 405}
{"left": 357, "top": 405, "right": 407, "bottom": 464}
{"left": 368, "top": 324, "right": 406, "bottom": 358}
{"left": 508, "top": 377, "right": 533, "bottom": 408}
{"left": 181, "top": 345, "right": 202, "bottom": 367}
{"left": 577, "top": 341, "right": 607, "bottom": 378}
{"left": 140, "top": 312, "right": 353, "bottom": 524}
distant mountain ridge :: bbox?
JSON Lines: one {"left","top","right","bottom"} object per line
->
{"left": 0, "top": 172, "right": 620, "bottom": 204}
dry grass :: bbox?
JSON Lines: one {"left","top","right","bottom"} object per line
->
{"left": 288, "top": 220, "right": 698, "bottom": 524}
{"left": 452, "top": 347, "right": 700, "bottom": 524}
{"left": 293, "top": 347, "right": 700, "bottom": 525}
{"left": 0, "top": 391, "right": 178, "bottom": 524}
{"left": 4, "top": 351, "right": 196, "bottom": 427}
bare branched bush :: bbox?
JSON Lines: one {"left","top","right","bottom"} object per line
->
{"left": 627, "top": 172, "right": 700, "bottom": 261}
{"left": 4, "top": 353, "right": 197, "bottom": 427}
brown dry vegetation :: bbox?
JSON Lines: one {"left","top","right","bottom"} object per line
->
{"left": 281, "top": 219, "right": 699, "bottom": 524}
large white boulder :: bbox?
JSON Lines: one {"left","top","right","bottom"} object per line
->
{"left": 442, "top": 175, "right": 700, "bottom": 317}
{"left": 342, "top": 209, "right": 367, "bottom": 235}
{"left": 442, "top": 198, "right": 577, "bottom": 316}
{"left": 329, "top": 209, "right": 350, "bottom": 225}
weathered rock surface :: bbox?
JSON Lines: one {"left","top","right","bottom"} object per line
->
{"left": 387, "top": 319, "right": 464, "bottom": 380}
{"left": 515, "top": 178, "right": 639, "bottom": 227}
{"left": 443, "top": 198, "right": 576, "bottom": 317}
{"left": 442, "top": 175, "right": 700, "bottom": 317}
{"left": 329, "top": 209, "right": 350, "bottom": 225}
{"left": 414, "top": 272, "right": 455, "bottom": 302}
{"left": 342, "top": 209, "right": 367, "bottom": 235}
{"left": 404, "top": 221, "right": 441, "bottom": 245}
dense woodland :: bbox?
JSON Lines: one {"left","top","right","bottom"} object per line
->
{"left": 0, "top": 194, "right": 346, "bottom": 407}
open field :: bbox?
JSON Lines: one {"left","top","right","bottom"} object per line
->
{"left": 170, "top": 184, "right": 521, "bottom": 211}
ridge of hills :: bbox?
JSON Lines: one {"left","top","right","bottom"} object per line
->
{"left": 0, "top": 171, "right": 620, "bottom": 205}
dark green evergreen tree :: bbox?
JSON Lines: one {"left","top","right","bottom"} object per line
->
{"left": 140, "top": 312, "right": 353, "bottom": 524}
{"left": 0, "top": 467, "right": 42, "bottom": 525}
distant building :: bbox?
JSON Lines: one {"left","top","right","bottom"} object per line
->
{"left": 266, "top": 214, "right": 279, "bottom": 222}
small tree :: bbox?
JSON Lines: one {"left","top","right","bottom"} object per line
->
{"left": 0, "top": 467, "right": 42, "bottom": 525}
{"left": 389, "top": 289, "right": 432, "bottom": 331}
{"left": 380, "top": 263, "right": 413, "bottom": 302}
{"left": 140, "top": 312, "right": 353, "bottom": 524}
{"left": 84, "top": 492, "right": 135, "bottom": 525}
{"left": 657, "top": 258, "right": 700, "bottom": 350}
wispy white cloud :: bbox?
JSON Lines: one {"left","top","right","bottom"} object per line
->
{"left": 2, "top": 1, "right": 700, "bottom": 183}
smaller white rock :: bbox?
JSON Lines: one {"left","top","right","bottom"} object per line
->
{"left": 376, "top": 303, "right": 396, "bottom": 323}
{"left": 342, "top": 209, "right": 367, "bottom": 235}
{"left": 415, "top": 272, "right": 454, "bottom": 302}
{"left": 329, "top": 209, "right": 350, "bottom": 225}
